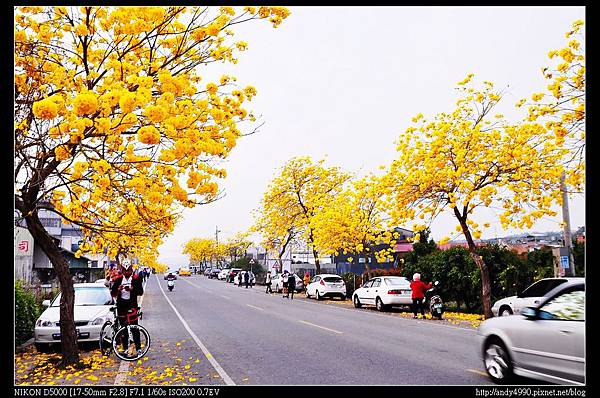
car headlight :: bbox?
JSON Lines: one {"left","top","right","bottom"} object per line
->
{"left": 91, "top": 317, "right": 106, "bottom": 325}
{"left": 36, "top": 319, "right": 54, "bottom": 327}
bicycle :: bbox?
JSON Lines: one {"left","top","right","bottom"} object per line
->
{"left": 99, "top": 306, "right": 151, "bottom": 361}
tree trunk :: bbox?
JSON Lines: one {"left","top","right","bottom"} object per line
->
{"left": 455, "top": 209, "right": 493, "bottom": 319}
{"left": 24, "top": 212, "right": 79, "bottom": 366}
{"left": 363, "top": 250, "right": 372, "bottom": 280}
{"left": 312, "top": 248, "right": 321, "bottom": 275}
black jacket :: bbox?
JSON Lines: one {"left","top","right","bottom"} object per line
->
{"left": 111, "top": 274, "right": 144, "bottom": 307}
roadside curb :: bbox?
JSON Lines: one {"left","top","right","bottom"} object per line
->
{"left": 17, "top": 338, "right": 34, "bottom": 351}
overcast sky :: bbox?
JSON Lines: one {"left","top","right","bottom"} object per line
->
{"left": 158, "top": 6, "right": 586, "bottom": 267}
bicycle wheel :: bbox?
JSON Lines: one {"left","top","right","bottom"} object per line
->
{"left": 112, "top": 324, "right": 151, "bottom": 361}
{"left": 99, "top": 321, "right": 115, "bottom": 356}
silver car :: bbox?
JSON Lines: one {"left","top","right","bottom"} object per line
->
{"left": 271, "top": 273, "right": 304, "bottom": 292}
{"left": 34, "top": 283, "right": 115, "bottom": 352}
{"left": 478, "top": 278, "right": 584, "bottom": 385}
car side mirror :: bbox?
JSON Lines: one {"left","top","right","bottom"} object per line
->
{"left": 521, "top": 307, "right": 538, "bottom": 319}
{"left": 42, "top": 300, "right": 51, "bottom": 307}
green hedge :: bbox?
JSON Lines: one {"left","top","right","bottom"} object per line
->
{"left": 15, "top": 280, "right": 42, "bottom": 347}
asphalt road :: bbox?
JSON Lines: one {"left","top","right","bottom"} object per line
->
{"left": 141, "top": 274, "right": 493, "bottom": 385}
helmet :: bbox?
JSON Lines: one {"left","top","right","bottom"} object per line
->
{"left": 413, "top": 273, "right": 420, "bottom": 281}
{"left": 121, "top": 259, "right": 132, "bottom": 269}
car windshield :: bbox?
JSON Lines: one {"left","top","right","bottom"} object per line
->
{"left": 323, "top": 277, "right": 343, "bottom": 283}
{"left": 521, "top": 279, "right": 568, "bottom": 297}
{"left": 51, "top": 287, "right": 112, "bottom": 307}
{"left": 384, "top": 277, "right": 410, "bottom": 287}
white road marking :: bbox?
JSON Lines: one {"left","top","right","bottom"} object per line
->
{"left": 299, "top": 320, "right": 343, "bottom": 334}
{"left": 220, "top": 295, "right": 230, "bottom": 300}
{"left": 156, "top": 275, "right": 235, "bottom": 385}
{"left": 246, "top": 304, "right": 264, "bottom": 311}
{"left": 114, "top": 278, "right": 148, "bottom": 385}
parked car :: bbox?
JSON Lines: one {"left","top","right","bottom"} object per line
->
{"left": 178, "top": 267, "right": 191, "bottom": 276}
{"left": 271, "top": 273, "right": 304, "bottom": 292}
{"left": 203, "top": 268, "right": 213, "bottom": 276}
{"left": 208, "top": 268, "right": 221, "bottom": 279}
{"left": 233, "top": 270, "right": 256, "bottom": 286}
{"left": 352, "top": 276, "right": 412, "bottom": 311}
{"left": 491, "top": 277, "right": 581, "bottom": 317}
{"left": 478, "top": 278, "right": 584, "bottom": 385}
{"left": 34, "top": 283, "right": 115, "bottom": 352}
{"left": 227, "top": 268, "right": 242, "bottom": 283}
{"left": 218, "top": 268, "right": 231, "bottom": 280}
{"left": 305, "top": 274, "right": 346, "bottom": 300}
{"left": 164, "top": 270, "right": 178, "bottom": 280}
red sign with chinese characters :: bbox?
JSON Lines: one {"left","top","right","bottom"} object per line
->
{"left": 18, "top": 240, "right": 29, "bottom": 252}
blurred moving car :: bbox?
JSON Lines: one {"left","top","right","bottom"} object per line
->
{"left": 478, "top": 278, "right": 584, "bottom": 385}
{"left": 305, "top": 274, "right": 346, "bottom": 300}
{"left": 491, "top": 277, "right": 581, "bottom": 317}
{"left": 34, "top": 283, "right": 115, "bottom": 352}
{"left": 352, "top": 276, "right": 412, "bottom": 311}
{"left": 271, "top": 273, "right": 304, "bottom": 292}
{"left": 218, "top": 268, "right": 231, "bottom": 280}
{"left": 178, "top": 267, "right": 191, "bottom": 276}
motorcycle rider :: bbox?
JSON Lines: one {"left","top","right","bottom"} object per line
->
{"left": 166, "top": 271, "right": 176, "bottom": 290}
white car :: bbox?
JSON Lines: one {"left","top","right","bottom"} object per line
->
{"left": 305, "top": 274, "right": 346, "bottom": 300}
{"left": 218, "top": 268, "right": 231, "bottom": 280}
{"left": 234, "top": 271, "right": 255, "bottom": 286}
{"left": 271, "top": 273, "right": 304, "bottom": 292}
{"left": 478, "top": 278, "right": 585, "bottom": 385}
{"left": 34, "top": 283, "right": 115, "bottom": 352}
{"left": 352, "top": 276, "right": 412, "bottom": 311}
{"left": 491, "top": 277, "right": 582, "bottom": 317}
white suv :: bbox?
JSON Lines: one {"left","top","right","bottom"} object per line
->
{"left": 305, "top": 274, "right": 346, "bottom": 300}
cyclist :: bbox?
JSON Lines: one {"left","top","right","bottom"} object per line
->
{"left": 110, "top": 259, "right": 144, "bottom": 358}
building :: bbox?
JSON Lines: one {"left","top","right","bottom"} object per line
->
{"left": 14, "top": 204, "right": 105, "bottom": 287}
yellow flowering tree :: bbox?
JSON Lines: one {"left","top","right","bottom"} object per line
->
{"left": 382, "top": 76, "right": 565, "bottom": 318}
{"left": 519, "top": 20, "right": 585, "bottom": 191}
{"left": 182, "top": 237, "right": 225, "bottom": 269}
{"left": 224, "top": 232, "right": 253, "bottom": 263}
{"left": 254, "top": 157, "right": 351, "bottom": 274}
{"left": 311, "top": 174, "right": 395, "bottom": 279}
{"left": 14, "top": 6, "right": 289, "bottom": 365}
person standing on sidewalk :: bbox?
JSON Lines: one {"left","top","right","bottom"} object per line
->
{"left": 244, "top": 270, "right": 250, "bottom": 288}
{"left": 265, "top": 271, "right": 273, "bottom": 294}
{"left": 237, "top": 272, "right": 243, "bottom": 287}
{"left": 410, "top": 273, "right": 432, "bottom": 319}
{"left": 110, "top": 260, "right": 144, "bottom": 357}
{"left": 287, "top": 273, "right": 296, "bottom": 300}
{"left": 282, "top": 271, "right": 289, "bottom": 298}
{"left": 303, "top": 272, "right": 310, "bottom": 290}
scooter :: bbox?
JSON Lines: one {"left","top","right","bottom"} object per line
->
{"left": 167, "top": 279, "right": 175, "bottom": 291}
{"left": 426, "top": 281, "right": 444, "bottom": 320}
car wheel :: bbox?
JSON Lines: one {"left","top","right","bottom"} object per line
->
{"left": 499, "top": 307, "right": 513, "bottom": 317}
{"left": 34, "top": 343, "right": 51, "bottom": 353}
{"left": 484, "top": 338, "right": 514, "bottom": 384}
{"left": 376, "top": 297, "right": 386, "bottom": 312}
{"left": 316, "top": 290, "right": 321, "bottom": 300}
{"left": 353, "top": 295, "right": 362, "bottom": 308}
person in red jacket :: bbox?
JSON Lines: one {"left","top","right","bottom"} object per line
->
{"left": 410, "top": 273, "right": 432, "bottom": 319}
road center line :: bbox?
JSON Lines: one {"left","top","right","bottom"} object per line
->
{"left": 114, "top": 278, "right": 148, "bottom": 385}
{"left": 246, "top": 304, "right": 264, "bottom": 311}
{"left": 299, "top": 320, "right": 343, "bottom": 334}
{"left": 156, "top": 275, "right": 235, "bottom": 385}
{"left": 220, "top": 295, "right": 230, "bottom": 300}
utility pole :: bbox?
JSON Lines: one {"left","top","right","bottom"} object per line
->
{"left": 560, "top": 172, "right": 576, "bottom": 277}
{"left": 215, "top": 226, "right": 221, "bottom": 268}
